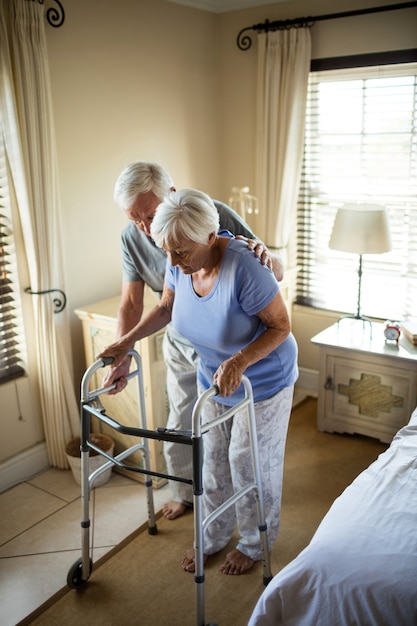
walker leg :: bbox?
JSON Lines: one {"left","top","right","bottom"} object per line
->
{"left": 134, "top": 354, "right": 158, "bottom": 535}
{"left": 67, "top": 409, "right": 93, "bottom": 589}
{"left": 190, "top": 376, "right": 273, "bottom": 625}
{"left": 245, "top": 381, "right": 273, "bottom": 584}
{"left": 144, "top": 465, "right": 157, "bottom": 535}
{"left": 193, "top": 436, "right": 205, "bottom": 626}
{"left": 80, "top": 409, "right": 92, "bottom": 582}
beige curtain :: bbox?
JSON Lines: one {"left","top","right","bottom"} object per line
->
{"left": 0, "top": 0, "right": 79, "bottom": 467}
{"left": 255, "top": 28, "right": 311, "bottom": 263}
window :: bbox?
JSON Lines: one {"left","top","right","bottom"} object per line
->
{"left": 296, "top": 62, "right": 417, "bottom": 322}
{"left": 0, "top": 135, "right": 26, "bottom": 383}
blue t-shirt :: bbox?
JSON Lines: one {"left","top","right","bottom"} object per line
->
{"left": 165, "top": 237, "right": 298, "bottom": 405}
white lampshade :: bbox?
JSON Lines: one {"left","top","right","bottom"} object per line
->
{"left": 329, "top": 204, "right": 392, "bottom": 255}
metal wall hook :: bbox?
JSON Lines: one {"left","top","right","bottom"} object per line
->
{"left": 24, "top": 287, "right": 67, "bottom": 313}
{"left": 26, "top": 0, "right": 65, "bottom": 28}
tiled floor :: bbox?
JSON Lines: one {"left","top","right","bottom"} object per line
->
{"left": 0, "top": 467, "right": 169, "bottom": 626}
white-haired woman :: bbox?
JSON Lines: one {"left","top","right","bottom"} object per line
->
{"left": 105, "top": 161, "right": 283, "bottom": 523}
{"left": 98, "top": 188, "right": 298, "bottom": 576}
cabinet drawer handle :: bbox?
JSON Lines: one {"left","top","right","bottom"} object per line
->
{"left": 324, "top": 376, "right": 335, "bottom": 390}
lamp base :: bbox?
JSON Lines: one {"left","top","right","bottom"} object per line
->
{"left": 337, "top": 314, "right": 373, "bottom": 338}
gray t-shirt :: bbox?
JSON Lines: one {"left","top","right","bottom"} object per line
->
{"left": 120, "top": 200, "right": 256, "bottom": 295}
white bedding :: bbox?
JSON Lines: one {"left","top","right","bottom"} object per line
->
{"left": 249, "top": 409, "right": 417, "bottom": 626}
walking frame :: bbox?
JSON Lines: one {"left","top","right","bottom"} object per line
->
{"left": 67, "top": 349, "right": 272, "bottom": 626}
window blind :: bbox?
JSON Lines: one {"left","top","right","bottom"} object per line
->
{"left": 0, "top": 136, "right": 26, "bottom": 384}
{"left": 296, "top": 62, "right": 417, "bottom": 322}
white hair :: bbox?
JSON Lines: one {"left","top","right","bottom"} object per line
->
{"left": 151, "top": 188, "right": 220, "bottom": 248}
{"left": 113, "top": 161, "right": 173, "bottom": 210}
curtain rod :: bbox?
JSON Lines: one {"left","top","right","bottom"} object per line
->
{"left": 237, "top": 1, "right": 417, "bottom": 50}
{"left": 26, "top": 0, "right": 65, "bottom": 28}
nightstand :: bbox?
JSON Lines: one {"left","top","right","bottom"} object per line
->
{"left": 311, "top": 320, "right": 417, "bottom": 443}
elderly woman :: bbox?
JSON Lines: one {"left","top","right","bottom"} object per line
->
{"left": 98, "top": 188, "right": 298, "bottom": 576}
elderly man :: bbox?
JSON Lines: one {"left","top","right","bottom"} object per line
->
{"left": 103, "top": 161, "right": 284, "bottom": 520}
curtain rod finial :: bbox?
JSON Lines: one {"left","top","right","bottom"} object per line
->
{"left": 237, "top": 25, "right": 254, "bottom": 51}
{"left": 27, "top": 0, "right": 65, "bottom": 28}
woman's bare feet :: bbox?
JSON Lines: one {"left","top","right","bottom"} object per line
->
{"left": 180, "top": 548, "right": 208, "bottom": 573}
{"left": 219, "top": 549, "right": 255, "bottom": 575}
{"left": 161, "top": 500, "right": 188, "bottom": 520}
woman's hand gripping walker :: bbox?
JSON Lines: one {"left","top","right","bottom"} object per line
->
{"left": 99, "top": 339, "right": 136, "bottom": 394}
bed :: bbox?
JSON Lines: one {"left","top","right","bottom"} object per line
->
{"left": 249, "top": 407, "right": 417, "bottom": 626}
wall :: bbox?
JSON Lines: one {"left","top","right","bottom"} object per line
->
{"left": 1, "top": 0, "right": 416, "bottom": 482}
{"left": 45, "top": 0, "right": 224, "bottom": 386}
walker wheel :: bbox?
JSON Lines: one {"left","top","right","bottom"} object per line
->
{"left": 67, "top": 557, "right": 93, "bottom": 589}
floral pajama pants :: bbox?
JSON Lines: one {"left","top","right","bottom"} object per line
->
{"left": 201, "top": 385, "right": 294, "bottom": 561}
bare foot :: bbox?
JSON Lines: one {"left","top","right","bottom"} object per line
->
{"left": 180, "top": 548, "right": 208, "bottom": 573}
{"left": 162, "top": 501, "right": 188, "bottom": 520}
{"left": 219, "top": 549, "right": 255, "bottom": 575}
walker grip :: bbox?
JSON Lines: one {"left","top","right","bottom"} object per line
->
{"left": 101, "top": 356, "right": 115, "bottom": 367}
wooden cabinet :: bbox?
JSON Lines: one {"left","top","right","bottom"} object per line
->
{"left": 75, "top": 288, "right": 168, "bottom": 486}
{"left": 311, "top": 321, "right": 417, "bottom": 443}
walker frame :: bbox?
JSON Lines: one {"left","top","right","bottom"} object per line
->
{"left": 67, "top": 349, "right": 272, "bottom": 626}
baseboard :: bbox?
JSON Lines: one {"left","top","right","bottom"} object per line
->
{"left": 0, "top": 443, "right": 50, "bottom": 493}
{"left": 296, "top": 366, "right": 319, "bottom": 396}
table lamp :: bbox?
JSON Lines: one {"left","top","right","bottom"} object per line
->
{"left": 329, "top": 204, "right": 392, "bottom": 324}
